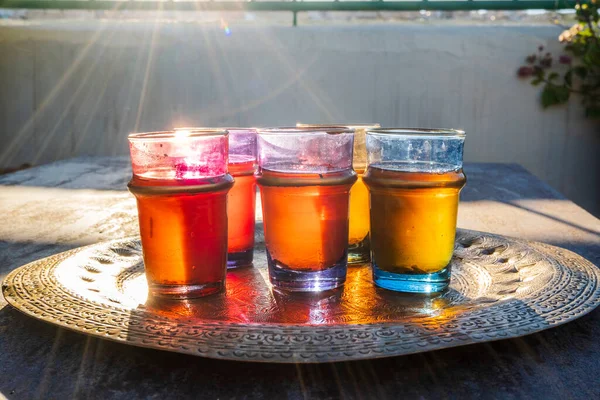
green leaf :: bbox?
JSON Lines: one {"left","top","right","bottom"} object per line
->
{"left": 534, "top": 68, "right": 546, "bottom": 79}
{"left": 548, "top": 72, "right": 559, "bottom": 81}
{"left": 573, "top": 66, "right": 588, "bottom": 79}
{"left": 566, "top": 42, "right": 587, "bottom": 57}
{"left": 541, "top": 86, "right": 558, "bottom": 108}
{"left": 556, "top": 86, "right": 571, "bottom": 103}
{"left": 541, "top": 84, "right": 570, "bottom": 108}
{"left": 585, "top": 106, "right": 600, "bottom": 118}
{"left": 565, "top": 70, "right": 573, "bottom": 87}
{"left": 583, "top": 43, "right": 600, "bottom": 65}
{"left": 531, "top": 78, "right": 543, "bottom": 86}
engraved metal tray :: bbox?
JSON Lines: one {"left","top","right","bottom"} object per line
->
{"left": 3, "top": 229, "right": 600, "bottom": 363}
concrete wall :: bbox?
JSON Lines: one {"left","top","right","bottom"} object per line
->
{"left": 0, "top": 21, "right": 598, "bottom": 215}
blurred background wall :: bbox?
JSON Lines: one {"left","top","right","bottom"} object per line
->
{"left": 0, "top": 22, "right": 598, "bottom": 215}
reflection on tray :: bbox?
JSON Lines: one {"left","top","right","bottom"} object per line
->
{"left": 141, "top": 262, "right": 459, "bottom": 325}
{"left": 53, "top": 230, "right": 557, "bottom": 327}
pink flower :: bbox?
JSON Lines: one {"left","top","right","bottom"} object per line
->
{"left": 559, "top": 55, "right": 572, "bottom": 64}
{"left": 517, "top": 66, "right": 534, "bottom": 78}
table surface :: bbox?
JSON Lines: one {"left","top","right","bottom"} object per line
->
{"left": 0, "top": 157, "right": 599, "bottom": 400}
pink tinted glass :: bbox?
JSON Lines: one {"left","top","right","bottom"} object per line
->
{"left": 128, "top": 129, "right": 228, "bottom": 181}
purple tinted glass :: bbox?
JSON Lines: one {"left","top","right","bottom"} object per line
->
{"left": 257, "top": 127, "right": 354, "bottom": 173}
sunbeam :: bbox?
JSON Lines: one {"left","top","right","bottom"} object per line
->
{"left": 72, "top": 21, "right": 130, "bottom": 154}
{"left": 114, "top": 16, "right": 156, "bottom": 153}
{"left": 195, "top": 14, "right": 235, "bottom": 120}
{"left": 0, "top": 1, "right": 129, "bottom": 168}
{"left": 34, "top": 329, "right": 64, "bottom": 399}
{"left": 250, "top": 25, "right": 340, "bottom": 121}
{"left": 134, "top": 3, "right": 164, "bottom": 133}
{"left": 72, "top": 336, "right": 94, "bottom": 398}
{"left": 193, "top": 23, "right": 332, "bottom": 121}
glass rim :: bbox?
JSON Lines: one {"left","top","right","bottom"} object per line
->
{"left": 367, "top": 128, "right": 465, "bottom": 138}
{"left": 174, "top": 126, "right": 258, "bottom": 132}
{"left": 296, "top": 123, "right": 381, "bottom": 129}
{"left": 128, "top": 129, "right": 228, "bottom": 141}
{"left": 258, "top": 127, "right": 353, "bottom": 135}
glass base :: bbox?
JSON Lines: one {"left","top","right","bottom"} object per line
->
{"left": 348, "top": 235, "right": 370, "bottom": 265}
{"left": 148, "top": 281, "right": 224, "bottom": 299}
{"left": 227, "top": 248, "right": 254, "bottom": 269}
{"left": 266, "top": 249, "right": 347, "bottom": 292}
{"left": 372, "top": 263, "right": 450, "bottom": 294}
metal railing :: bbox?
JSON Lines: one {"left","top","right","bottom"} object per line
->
{"left": 0, "top": 0, "right": 578, "bottom": 26}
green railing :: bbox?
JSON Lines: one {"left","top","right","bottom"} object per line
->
{"left": 0, "top": 0, "right": 579, "bottom": 26}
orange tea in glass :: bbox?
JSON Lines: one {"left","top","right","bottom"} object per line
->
{"left": 128, "top": 129, "right": 233, "bottom": 298}
{"left": 297, "top": 123, "right": 380, "bottom": 264}
{"left": 226, "top": 129, "right": 257, "bottom": 268}
{"left": 256, "top": 127, "right": 357, "bottom": 291}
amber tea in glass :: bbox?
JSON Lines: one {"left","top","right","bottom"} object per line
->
{"left": 256, "top": 127, "right": 357, "bottom": 291}
{"left": 226, "top": 129, "right": 257, "bottom": 268}
{"left": 363, "top": 128, "right": 466, "bottom": 293}
{"left": 297, "top": 123, "right": 380, "bottom": 264}
{"left": 128, "top": 130, "right": 233, "bottom": 299}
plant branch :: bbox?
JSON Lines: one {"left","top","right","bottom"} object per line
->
{"left": 578, "top": 0, "right": 599, "bottom": 44}
{"left": 534, "top": 76, "right": 599, "bottom": 95}
{"left": 586, "top": 17, "right": 599, "bottom": 45}
{"left": 519, "top": 1, "right": 600, "bottom": 116}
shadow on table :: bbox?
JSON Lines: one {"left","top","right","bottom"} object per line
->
{"left": 461, "top": 163, "right": 567, "bottom": 203}
{"left": 0, "top": 157, "right": 131, "bottom": 191}
{"left": 460, "top": 164, "right": 600, "bottom": 264}
{"left": 0, "top": 240, "right": 82, "bottom": 280}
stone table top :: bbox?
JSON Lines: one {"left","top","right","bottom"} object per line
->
{"left": 0, "top": 157, "right": 599, "bottom": 399}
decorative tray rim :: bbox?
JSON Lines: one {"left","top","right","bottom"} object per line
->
{"left": 2, "top": 228, "right": 600, "bottom": 363}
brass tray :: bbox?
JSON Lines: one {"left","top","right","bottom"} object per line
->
{"left": 2, "top": 229, "right": 600, "bottom": 363}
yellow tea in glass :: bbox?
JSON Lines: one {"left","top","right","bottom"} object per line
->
{"left": 363, "top": 128, "right": 466, "bottom": 293}
{"left": 297, "top": 123, "right": 380, "bottom": 265}
{"left": 256, "top": 127, "right": 357, "bottom": 291}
